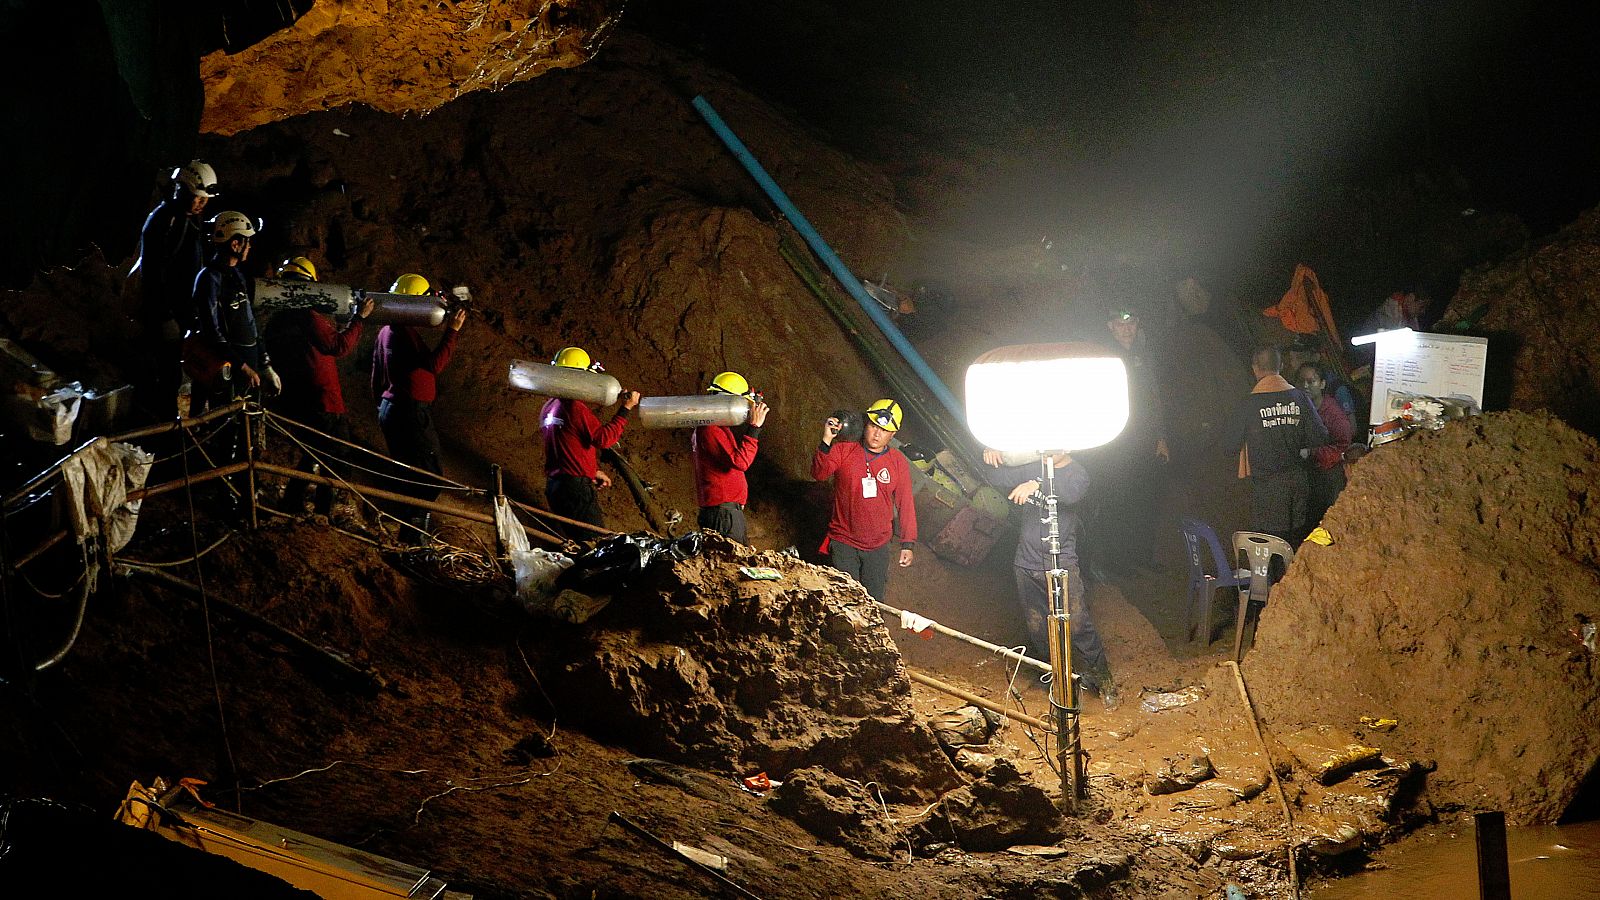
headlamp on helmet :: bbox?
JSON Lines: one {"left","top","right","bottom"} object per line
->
{"left": 864, "top": 398, "right": 903, "bottom": 433}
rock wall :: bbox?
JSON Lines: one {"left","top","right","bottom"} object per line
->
{"left": 1245, "top": 411, "right": 1600, "bottom": 823}
{"left": 200, "top": 0, "right": 625, "bottom": 135}
{"left": 1440, "top": 206, "right": 1600, "bottom": 436}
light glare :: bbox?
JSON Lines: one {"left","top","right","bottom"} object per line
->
{"left": 966, "top": 344, "right": 1129, "bottom": 452}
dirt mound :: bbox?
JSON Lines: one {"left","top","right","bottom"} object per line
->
{"left": 548, "top": 534, "right": 963, "bottom": 801}
{"left": 1439, "top": 206, "right": 1600, "bottom": 436}
{"left": 1246, "top": 411, "right": 1600, "bottom": 823}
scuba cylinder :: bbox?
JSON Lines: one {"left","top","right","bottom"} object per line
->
{"left": 998, "top": 450, "right": 1043, "bottom": 467}
{"left": 637, "top": 395, "right": 750, "bottom": 429}
{"left": 364, "top": 292, "right": 447, "bottom": 327}
{"left": 253, "top": 277, "right": 357, "bottom": 318}
{"left": 508, "top": 359, "right": 622, "bottom": 406}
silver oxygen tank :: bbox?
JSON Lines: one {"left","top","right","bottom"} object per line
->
{"left": 253, "top": 278, "right": 357, "bottom": 317}
{"left": 637, "top": 394, "right": 750, "bottom": 429}
{"left": 364, "top": 292, "right": 448, "bottom": 327}
{"left": 998, "top": 450, "right": 1044, "bottom": 467}
{"left": 507, "top": 359, "right": 622, "bottom": 406}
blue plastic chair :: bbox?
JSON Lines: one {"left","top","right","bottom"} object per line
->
{"left": 1180, "top": 517, "right": 1250, "bottom": 646}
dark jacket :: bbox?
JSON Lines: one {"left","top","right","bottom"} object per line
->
{"left": 1234, "top": 374, "right": 1328, "bottom": 478}
{"left": 135, "top": 197, "right": 207, "bottom": 328}
{"left": 192, "top": 261, "right": 266, "bottom": 371}
{"left": 987, "top": 457, "right": 1090, "bottom": 571}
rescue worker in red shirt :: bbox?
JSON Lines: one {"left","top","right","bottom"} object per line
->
{"left": 690, "top": 371, "right": 770, "bottom": 543}
{"left": 268, "top": 256, "right": 375, "bottom": 517}
{"left": 541, "top": 346, "right": 641, "bottom": 528}
{"left": 371, "top": 273, "right": 467, "bottom": 541}
{"left": 811, "top": 399, "right": 917, "bottom": 602}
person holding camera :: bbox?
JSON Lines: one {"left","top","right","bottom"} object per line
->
{"left": 691, "top": 371, "right": 769, "bottom": 543}
{"left": 541, "top": 346, "right": 640, "bottom": 528}
{"left": 983, "top": 448, "right": 1116, "bottom": 708}
{"left": 811, "top": 399, "right": 917, "bottom": 602}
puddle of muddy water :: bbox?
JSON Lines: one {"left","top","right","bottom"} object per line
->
{"left": 1309, "top": 820, "right": 1600, "bottom": 899}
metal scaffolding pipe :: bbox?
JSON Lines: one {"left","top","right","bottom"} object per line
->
{"left": 871, "top": 599, "right": 1049, "bottom": 673}
{"left": 127, "top": 461, "right": 252, "bottom": 502}
{"left": 904, "top": 668, "right": 1052, "bottom": 732}
{"left": 251, "top": 462, "right": 566, "bottom": 548}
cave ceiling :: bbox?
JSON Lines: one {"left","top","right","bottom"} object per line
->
{"left": 200, "top": 0, "right": 627, "bottom": 134}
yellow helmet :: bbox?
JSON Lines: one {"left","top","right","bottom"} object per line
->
{"left": 865, "top": 398, "right": 903, "bottom": 433}
{"left": 277, "top": 256, "right": 318, "bottom": 282}
{"left": 391, "top": 273, "right": 430, "bottom": 295}
{"left": 551, "top": 346, "right": 596, "bottom": 371}
{"left": 707, "top": 371, "right": 752, "bottom": 398}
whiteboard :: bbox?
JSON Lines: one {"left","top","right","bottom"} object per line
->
{"left": 1367, "top": 331, "right": 1489, "bottom": 425}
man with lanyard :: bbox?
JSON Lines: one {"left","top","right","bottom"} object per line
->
{"left": 540, "top": 346, "right": 640, "bottom": 528}
{"left": 811, "top": 399, "right": 917, "bottom": 602}
{"left": 691, "top": 371, "right": 770, "bottom": 543}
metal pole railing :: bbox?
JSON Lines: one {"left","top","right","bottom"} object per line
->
{"left": 870, "top": 599, "right": 1049, "bottom": 673}
{"left": 251, "top": 462, "right": 567, "bottom": 548}
{"left": 904, "top": 668, "right": 1051, "bottom": 732}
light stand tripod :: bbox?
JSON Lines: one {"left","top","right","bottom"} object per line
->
{"left": 1041, "top": 453, "right": 1085, "bottom": 809}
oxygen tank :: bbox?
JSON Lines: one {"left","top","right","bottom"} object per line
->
{"left": 507, "top": 359, "right": 622, "bottom": 406}
{"left": 637, "top": 395, "right": 750, "bottom": 429}
{"left": 998, "top": 450, "right": 1043, "bottom": 467}
{"left": 364, "top": 292, "right": 448, "bottom": 327}
{"left": 253, "top": 278, "right": 357, "bottom": 317}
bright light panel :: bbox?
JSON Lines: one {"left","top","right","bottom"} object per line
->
{"left": 965, "top": 343, "right": 1129, "bottom": 452}
{"left": 1350, "top": 327, "right": 1414, "bottom": 347}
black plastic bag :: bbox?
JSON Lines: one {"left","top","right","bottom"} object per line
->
{"left": 560, "top": 531, "right": 703, "bottom": 595}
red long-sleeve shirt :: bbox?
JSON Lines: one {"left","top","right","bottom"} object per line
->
{"left": 371, "top": 325, "right": 458, "bottom": 404}
{"left": 1311, "top": 393, "right": 1354, "bottom": 470}
{"left": 542, "top": 397, "right": 629, "bottom": 479}
{"left": 811, "top": 440, "right": 917, "bottom": 552}
{"left": 691, "top": 424, "right": 762, "bottom": 507}
{"left": 284, "top": 311, "right": 363, "bottom": 414}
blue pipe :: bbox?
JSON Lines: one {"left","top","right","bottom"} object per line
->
{"left": 692, "top": 95, "right": 966, "bottom": 425}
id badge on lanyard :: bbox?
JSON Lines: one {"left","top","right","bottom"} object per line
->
{"left": 860, "top": 475, "right": 877, "bottom": 498}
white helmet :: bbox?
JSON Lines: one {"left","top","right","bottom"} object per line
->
{"left": 209, "top": 210, "right": 257, "bottom": 244}
{"left": 173, "top": 160, "right": 220, "bottom": 198}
